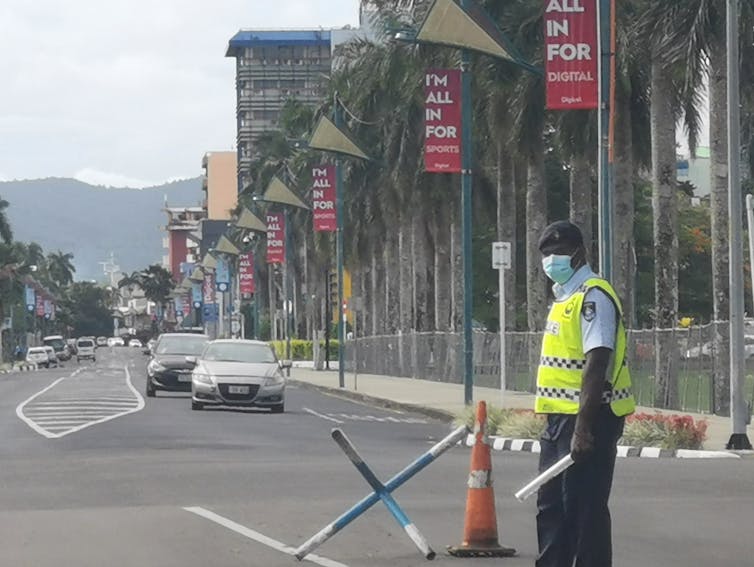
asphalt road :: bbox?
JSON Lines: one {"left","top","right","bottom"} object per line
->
{"left": 0, "top": 348, "right": 753, "bottom": 566}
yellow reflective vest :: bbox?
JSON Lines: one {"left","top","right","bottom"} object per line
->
{"left": 535, "top": 277, "right": 635, "bottom": 417}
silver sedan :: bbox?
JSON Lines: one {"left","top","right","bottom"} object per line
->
{"left": 190, "top": 339, "right": 290, "bottom": 413}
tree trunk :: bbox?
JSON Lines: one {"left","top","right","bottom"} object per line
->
{"left": 496, "top": 141, "right": 517, "bottom": 331}
{"left": 613, "top": 86, "right": 636, "bottom": 327}
{"left": 385, "top": 227, "right": 400, "bottom": 334}
{"left": 412, "top": 211, "right": 430, "bottom": 331}
{"left": 450, "top": 180, "right": 463, "bottom": 332}
{"left": 569, "top": 154, "right": 594, "bottom": 263}
{"left": 398, "top": 213, "right": 412, "bottom": 332}
{"left": 651, "top": 59, "right": 680, "bottom": 409}
{"left": 433, "top": 206, "right": 452, "bottom": 332}
{"left": 709, "top": 34, "right": 731, "bottom": 416}
{"left": 370, "top": 251, "right": 381, "bottom": 336}
{"left": 526, "top": 147, "right": 548, "bottom": 332}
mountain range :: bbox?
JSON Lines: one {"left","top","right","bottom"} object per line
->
{"left": 0, "top": 177, "right": 203, "bottom": 282}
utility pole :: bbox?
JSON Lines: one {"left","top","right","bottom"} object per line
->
{"left": 726, "top": 0, "right": 752, "bottom": 450}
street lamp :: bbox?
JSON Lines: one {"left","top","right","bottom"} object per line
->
{"left": 395, "top": 0, "right": 535, "bottom": 405}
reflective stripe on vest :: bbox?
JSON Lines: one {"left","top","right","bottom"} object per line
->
{"left": 535, "top": 278, "right": 636, "bottom": 416}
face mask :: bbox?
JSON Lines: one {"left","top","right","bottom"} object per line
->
{"left": 542, "top": 254, "right": 575, "bottom": 284}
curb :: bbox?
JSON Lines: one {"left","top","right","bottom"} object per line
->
{"left": 288, "top": 379, "right": 456, "bottom": 423}
{"left": 464, "top": 434, "right": 744, "bottom": 460}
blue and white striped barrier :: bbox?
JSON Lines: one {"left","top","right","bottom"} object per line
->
{"left": 294, "top": 424, "right": 469, "bottom": 561}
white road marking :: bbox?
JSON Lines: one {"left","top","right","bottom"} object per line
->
{"left": 183, "top": 507, "right": 349, "bottom": 567}
{"left": 15, "top": 365, "right": 145, "bottom": 439}
{"left": 303, "top": 407, "right": 345, "bottom": 424}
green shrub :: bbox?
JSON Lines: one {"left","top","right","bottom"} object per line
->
{"left": 455, "top": 405, "right": 545, "bottom": 439}
{"left": 621, "top": 412, "right": 707, "bottom": 450}
{"left": 269, "top": 340, "right": 339, "bottom": 360}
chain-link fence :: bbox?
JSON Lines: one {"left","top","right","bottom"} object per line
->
{"left": 343, "top": 323, "right": 754, "bottom": 414}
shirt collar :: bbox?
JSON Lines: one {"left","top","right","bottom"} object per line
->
{"left": 552, "top": 264, "right": 597, "bottom": 301}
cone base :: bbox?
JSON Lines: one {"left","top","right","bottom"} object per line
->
{"left": 446, "top": 544, "right": 516, "bottom": 558}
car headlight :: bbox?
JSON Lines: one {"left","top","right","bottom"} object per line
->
{"left": 193, "top": 372, "right": 214, "bottom": 385}
{"left": 148, "top": 360, "right": 166, "bottom": 373}
{"left": 265, "top": 374, "right": 284, "bottom": 386}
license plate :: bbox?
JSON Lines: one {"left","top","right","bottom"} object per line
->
{"left": 228, "top": 385, "right": 249, "bottom": 394}
{"left": 178, "top": 375, "right": 193, "bottom": 382}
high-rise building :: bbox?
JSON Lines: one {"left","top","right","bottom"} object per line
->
{"left": 163, "top": 207, "right": 205, "bottom": 282}
{"left": 226, "top": 4, "right": 377, "bottom": 193}
{"left": 202, "top": 151, "right": 238, "bottom": 220}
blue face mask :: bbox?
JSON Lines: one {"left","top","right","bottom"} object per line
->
{"left": 542, "top": 254, "right": 575, "bottom": 284}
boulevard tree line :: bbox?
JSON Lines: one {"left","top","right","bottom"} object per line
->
{"left": 236, "top": 1, "right": 754, "bottom": 412}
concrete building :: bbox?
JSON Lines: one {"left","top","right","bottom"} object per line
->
{"left": 677, "top": 146, "right": 711, "bottom": 197}
{"left": 225, "top": 4, "right": 376, "bottom": 192}
{"left": 163, "top": 207, "right": 206, "bottom": 282}
{"left": 202, "top": 151, "right": 238, "bottom": 220}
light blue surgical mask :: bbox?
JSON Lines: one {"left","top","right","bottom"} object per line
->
{"left": 542, "top": 254, "right": 575, "bottom": 284}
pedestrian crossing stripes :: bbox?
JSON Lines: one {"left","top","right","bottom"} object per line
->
{"left": 16, "top": 366, "right": 144, "bottom": 439}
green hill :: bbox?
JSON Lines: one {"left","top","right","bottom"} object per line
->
{"left": 0, "top": 177, "right": 203, "bottom": 281}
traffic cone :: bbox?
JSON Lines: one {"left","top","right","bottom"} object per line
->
{"left": 447, "top": 400, "right": 516, "bottom": 558}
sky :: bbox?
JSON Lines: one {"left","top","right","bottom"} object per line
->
{"left": 0, "top": 0, "right": 361, "bottom": 188}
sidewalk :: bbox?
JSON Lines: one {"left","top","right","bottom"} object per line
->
{"left": 290, "top": 367, "right": 753, "bottom": 451}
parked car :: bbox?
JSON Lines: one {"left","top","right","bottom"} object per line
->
{"left": 42, "top": 335, "right": 70, "bottom": 361}
{"left": 96, "top": 336, "right": 108, "bottom": 347}
{"left": 190, "top": 339, "right": 290, "bottom": 413}
{"left": 146, "top": 333, "right": 209, "bottom": 397}
{"left": 43, "top": 346, "right": 59, "bottom": 367}
{"left": 26, "top": 347, "right": 50, "bottom": 368}
{"left": 66, "top": 338, "right": 78, "bottom": 356}
{"left": 129, "top": 338, "right": 143, "bottom": 348}
{"left": 76, "top": 338, "right": 96, "bottom": 363}
{"left": 107, "top": 337, "right": 125, "bottom": 347}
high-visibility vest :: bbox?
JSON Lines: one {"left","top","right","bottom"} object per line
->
{"left": 535, "top": 277, "right": 636, "bottom": 416}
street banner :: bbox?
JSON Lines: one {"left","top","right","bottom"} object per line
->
{"left": 43, "top": 299, "right": 52, "bottom": 320}
{"left": 266, "top": 213, "right": 285, "bottom": 264}
{"left": 203, "top": 303, "right": 219, "bottom": 322}
{"left": 312, "top": 165, "right": 336, "bottom": 232}
{"left": 203, "top": 272, "right": 216, "bottom": 305}
{"left": 192, "top": 282, "right": 202, "bottom": 309}
{"left": 50, "top": 303, "right": 56, "bottom": 321}
{"left": 239, "top": 252, "right": 256, "bottom": 296}
{"left": 25, "top": 285, "right": 35, "bottom": 311}
{"left": 544, "top": 0, "right": 599, "bottom": 110}
{"left": 424, "top": 68, "right": 462, "bottom": 173}
{"left": 174, "top": 296, "right": 183, "bottom": 316}
{"left": 183, "top": 294, "right": 191, "bottom": 317}
{"left": 36, "top": 294, "right": 45, "bottom": 317}
{"left": 215, "top": 256, "right": 230, "bottom": 292}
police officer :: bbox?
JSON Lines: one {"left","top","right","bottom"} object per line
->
{"left": 534, "top": 220, "right": 635, "bottom": 567}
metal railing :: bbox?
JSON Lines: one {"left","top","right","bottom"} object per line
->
{"left": 343, "top": 323, "right": 754, "bottom": 414}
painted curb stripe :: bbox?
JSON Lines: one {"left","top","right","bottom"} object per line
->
{"left": 464, "top": 434, "right": 742, "bottom": 460}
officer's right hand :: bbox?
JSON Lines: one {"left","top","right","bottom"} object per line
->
{"left": 571, "top": 429, "right": 595, "bottom": 463}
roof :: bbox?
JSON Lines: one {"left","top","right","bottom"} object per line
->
{"left": 226, "top": 29, "right": 331, "bottom": 57}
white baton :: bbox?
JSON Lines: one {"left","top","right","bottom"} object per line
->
{"left": 514, "top": 454, "right": 575, "bottom": 502}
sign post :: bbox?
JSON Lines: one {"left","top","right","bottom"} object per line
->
{"left": 492, "top": 242, "right": 512, "bottom": 407}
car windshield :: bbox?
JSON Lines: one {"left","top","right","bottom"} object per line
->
{"left": 201, "top": 343, "right": 276, "bottom": 364}
{"left": 43, "top": 338, "right": 65, "bottom": 350}
{"left": 156, "top": 336, "right": 208, "bottom": 355}
{"left": 78, "top": 341, "right": 94, "bottom": 347}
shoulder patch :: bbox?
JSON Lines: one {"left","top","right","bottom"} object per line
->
{"left": 582, "top": 301, "right": 596, "bottom": 322}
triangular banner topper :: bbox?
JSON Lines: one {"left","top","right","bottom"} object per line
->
{"left": 236, "top": 207, "right": 267, "bottom": 232}
{"left": 263, "top": 176, "right": 310, "bottom": 210}
{"left": 216, "top": 235, "right": 241, "bottom": 256}
{"left": 308, "top": 115, "right": 369, "bottom": 160}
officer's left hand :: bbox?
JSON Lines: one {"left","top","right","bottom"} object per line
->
{"left": 571, "top": 429, "right": 595, "bottom": 463}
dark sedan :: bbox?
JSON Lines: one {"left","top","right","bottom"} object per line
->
{"left": 146, "top": 333, "right": 209, "bottom": 397}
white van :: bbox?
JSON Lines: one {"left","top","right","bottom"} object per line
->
{"left": 26, "top": 347, "right": 50, "bottom": 368}
{"left": 76, "top": 338, "right": 96, "bottom": 363}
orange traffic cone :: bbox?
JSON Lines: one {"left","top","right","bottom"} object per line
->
{"left": 447, "top": 401, "right": 516, "bottom": 558}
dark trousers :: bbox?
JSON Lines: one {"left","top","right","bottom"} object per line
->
{"left": 536, "top": 407, "right": 624, "bottom": 567}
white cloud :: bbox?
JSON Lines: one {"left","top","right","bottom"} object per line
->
{"left": 0, "top": 0, "right": 360, "bottom": 183}
{"left": 73, "top": 168, "right": 158, "bottom": 189}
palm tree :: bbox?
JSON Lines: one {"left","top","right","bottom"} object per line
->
{"left": 47, "top": 251, "right": 76, "bottom": 289}
{"left": 0, "top": 198, "right": 13, "bottom": 244}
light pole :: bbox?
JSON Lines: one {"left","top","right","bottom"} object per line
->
{"left": 395, "top": 0, "right": 536, "bottom": 404}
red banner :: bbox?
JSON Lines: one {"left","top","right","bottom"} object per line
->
{"left": 238, "top": 252, "right": 256, "bottom": 296}
{"left": 266, "top": 213, "right": 285, "bottom": 264}
{"left": 183, "top": 294, "right": 191, "bottom": 317}
{"left": 312, "top": 165, "right": 336, "bottom": 232}
{"left": 36, "top": 294, "right": 45, "bottom": 317}
{"left": 203, "top": 272, "right": 215, "bottom": 305}
{"left": 424, "top": 69, "right": 461, "bottom": 173}
{"left": 545, "top": 0, "right": 598, "bottom": 110}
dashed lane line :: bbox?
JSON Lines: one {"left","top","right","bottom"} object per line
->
{"left": 184, "top": 507, "right": 349, "bottom": 567}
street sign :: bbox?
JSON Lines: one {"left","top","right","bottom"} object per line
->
{"left": 492, "top": 242, "right": 512, "bottom": 270}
